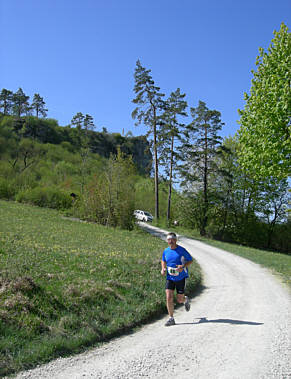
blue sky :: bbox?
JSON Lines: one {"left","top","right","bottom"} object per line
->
{"left": 1, "top": 0, "right": 290, "bottom": 138}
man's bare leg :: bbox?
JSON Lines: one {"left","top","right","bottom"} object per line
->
{"left": 166, "top": 289, "right": 174, "bottom": 317}
{"left": 177, "top": 293, "right": 190, "bottom": 312}
{"left": 177, "top": 293, "right": 185, "bottom": 304}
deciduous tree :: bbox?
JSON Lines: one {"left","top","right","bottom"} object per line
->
{"left": 238, "top": 22, "right": 291, "bottom": 179}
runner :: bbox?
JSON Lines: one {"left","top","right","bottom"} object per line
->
{"left": 161, "top": 232, "right": 193, "bottom": 326}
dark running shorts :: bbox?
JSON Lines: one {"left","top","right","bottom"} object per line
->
{"left": 165, "top": 278, "right": 186, "bottom": 294}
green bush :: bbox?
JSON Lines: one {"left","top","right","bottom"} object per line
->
{"left": 0, "top": 178, "right": 15, "bottom": 199}
{"left": 16, "top": 187, "right": 72, "bottom": 209}
{"left": 73, "top": 150, "right": 136, "bottom": 229}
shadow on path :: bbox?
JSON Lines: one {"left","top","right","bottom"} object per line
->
{"left": 176, "top": 317, "right": 264, "bottom": 326}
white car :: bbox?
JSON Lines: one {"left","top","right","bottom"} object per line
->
{"left": 134, "top": 210, "right": 153, "bottom": 222}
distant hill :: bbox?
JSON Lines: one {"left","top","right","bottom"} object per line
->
{"left": 0, "top": 113, "right": 152, "bottom": 175}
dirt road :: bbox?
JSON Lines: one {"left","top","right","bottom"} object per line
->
{"left": 16, "top": 224, "right": 291, "bottom": 378}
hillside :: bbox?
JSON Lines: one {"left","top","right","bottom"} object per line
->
{"left": 0, "top": 113, "right": 152, "bottom": 176}
{"left": 0, "top": 200, "right": 201, "bottom": 376}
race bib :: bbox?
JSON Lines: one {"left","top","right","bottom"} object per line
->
{"left": 168, "top": 267, "right": 179, "bottom": 276}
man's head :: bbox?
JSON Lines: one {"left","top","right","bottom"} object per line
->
{"left": 166, "top": 232, "right": 177, "bottom": 248}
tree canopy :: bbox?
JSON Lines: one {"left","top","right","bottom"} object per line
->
{"left": 132, "top": 60, "right": 165, "bottom": 219}
{"left": 238, "top": 22, "right": 291, "bottom": 179}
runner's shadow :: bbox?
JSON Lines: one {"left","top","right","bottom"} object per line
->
{"left": 176, "top": 317, "right": 264, "bottom": 326}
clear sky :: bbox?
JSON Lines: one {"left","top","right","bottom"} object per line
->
{"left": 1, "top": 0, "right": 290, "bottom": 138}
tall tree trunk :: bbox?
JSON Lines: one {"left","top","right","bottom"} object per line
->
{"left": 167, "top": 135, "right": 174, "bottom": 222}
{"left": 201, "top": 123, "right": 208, "bottom": 236}
{"left": 153, "top": 107, "right": 159, "bottom": 220}
{"left": 3, "top": 99, "right": 8, "bottom": 115}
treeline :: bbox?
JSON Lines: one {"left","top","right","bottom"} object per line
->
{"left": 0, "top": 88, "right": 47, "bottom": 118}
{"left": 0, "top": 113, "right": 173, "bottom": 230}
{"left": 131, "top": 22, "right": 290, "bottom": 254}
{"left": 0, "top": 88, "right": 157, "bottom": 230}
{"left": 175, "top": 136, "right": 290, "bottom": 253}
{"left": 131, "top": 60, "right": 290, "bottom": 252}
{"left": 0, "top": 87, "right": 152, "bottom": 175}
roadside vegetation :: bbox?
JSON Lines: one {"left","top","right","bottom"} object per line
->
{"left": 0, "top": 200, "right": 201, "bottom": 377}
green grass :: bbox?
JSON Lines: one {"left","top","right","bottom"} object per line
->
{"left": 170, "top": 226, "right": 291, "bottom": 287}
{"left": 0, "top": 201, "right": 201, "bottom": 377}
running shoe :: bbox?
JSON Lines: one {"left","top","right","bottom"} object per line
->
{"left": 165, "top": 317, "right": 175, "bottom": 326}
{"left": 185, "top": 296, "right": 190, "bottom": 312}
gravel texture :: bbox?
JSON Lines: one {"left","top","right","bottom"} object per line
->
{"left": 14, "top": 224, "right": 291, "bottom": 379}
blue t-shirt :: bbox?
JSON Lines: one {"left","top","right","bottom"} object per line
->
{"left": 162, "top": 245, "right": 193, "bottom": 282}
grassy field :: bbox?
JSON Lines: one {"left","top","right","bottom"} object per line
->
{"left": 0, "top": 201, "right": 201, "bottom": 377}
{"left": 170, "top": 226, "right": 291, "bottom": 287}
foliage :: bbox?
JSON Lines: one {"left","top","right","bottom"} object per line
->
{"left": 179, "top": 100, "right": 224, "bottom": 235}
{"left": 159, "top": 88, "right": 188, "bottom": 221}
{"left": 175, "top": 193, "right": 201, "bottom": 229}
{"left": 238, "top": 22, "right": 291, "bottom": 179}
{"left": 0, "top": 104, "right": 152, "bottom": 176}
{"left": 0, "top": 178, "right": 15, "bottom": 199}
{"left": 73, "top": 149, "right": 137, "bottom": 229}
{"left": 12, "top": 88, "right": 30, "bottom": 117}
{"left": 212, "top": 137, "right": 290, "bottom": 250}
{"left": 31, "top": 94, "right": 48, "bottom": 118}
{"left": 0, "top": 111, "right": 154, "bottom": 230}
{"left": 16, "top": 187, "right": 72, "bottom": 209}
{"left": 134, "top": 177, "right": 179, "bottom": 222}
{"left": 175, "top": 135, "right": 290, "bottom": 253}
{"left": 22, "top": 117, "right": 60, "bottom": 143}
{"left": 8, "top": 138, "right": 46, "bottom": 174}
{"left": 0, "top": 114, "right": 151, "bottom": 228}
{"left": 0, "top": 89, "right": 13, "bottom": 115}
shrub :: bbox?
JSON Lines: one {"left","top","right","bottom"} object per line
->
{"left": 73, "top": 150, "right": 136, "bottom": 229}
{"left": 0, "top": 178, "right": 15, "bottom": 199}
{"left": 16, "top": 187, "right": 72, "bottom": 209}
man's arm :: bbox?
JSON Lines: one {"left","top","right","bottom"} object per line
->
{"left": 177, "top": 257, "right": 193, "bottom": 272}
{"left": 161, "top": 260, "right": 166, "bottom": 275}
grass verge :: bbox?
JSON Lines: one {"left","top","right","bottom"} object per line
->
{"left": 0, "top": 201, "right": 201, "bottom": 377}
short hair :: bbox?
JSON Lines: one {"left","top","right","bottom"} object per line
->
{"left": 166, "top": 232, "right": 177, "bottom": 240}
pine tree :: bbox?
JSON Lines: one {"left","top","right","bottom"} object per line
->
{"left": 71, "top": 112, "right": 85, "bottom": 130}
{"left": 83, "top": 114, "right": 95, "bottom": 133}
{"left": 180, "top": 100, "right": 224, "bottom": 235}
{"left": 159, "top": 88, "right": 187, "bottom": 222}
{"left": 31, "top": 93, "right": 48, "bottom": 118}
{"left": 132, "top": 60, "right": 165, "bottom": 219}
{"left": 71, "top": 112, "right": 95, "bottom": 193}
{"left": 0, "top": 88, "right": 13, "bottom": 115}
{"left": 12, "top": 88, "right": 30, "bottom": 117}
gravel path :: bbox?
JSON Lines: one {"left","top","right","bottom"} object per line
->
{"left": 15, "top": 224, "right": 291, "bottom": 379}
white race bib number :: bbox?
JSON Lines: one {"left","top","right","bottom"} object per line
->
{"left": 168, "top": 267, "right": 179, "bottom": 276}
